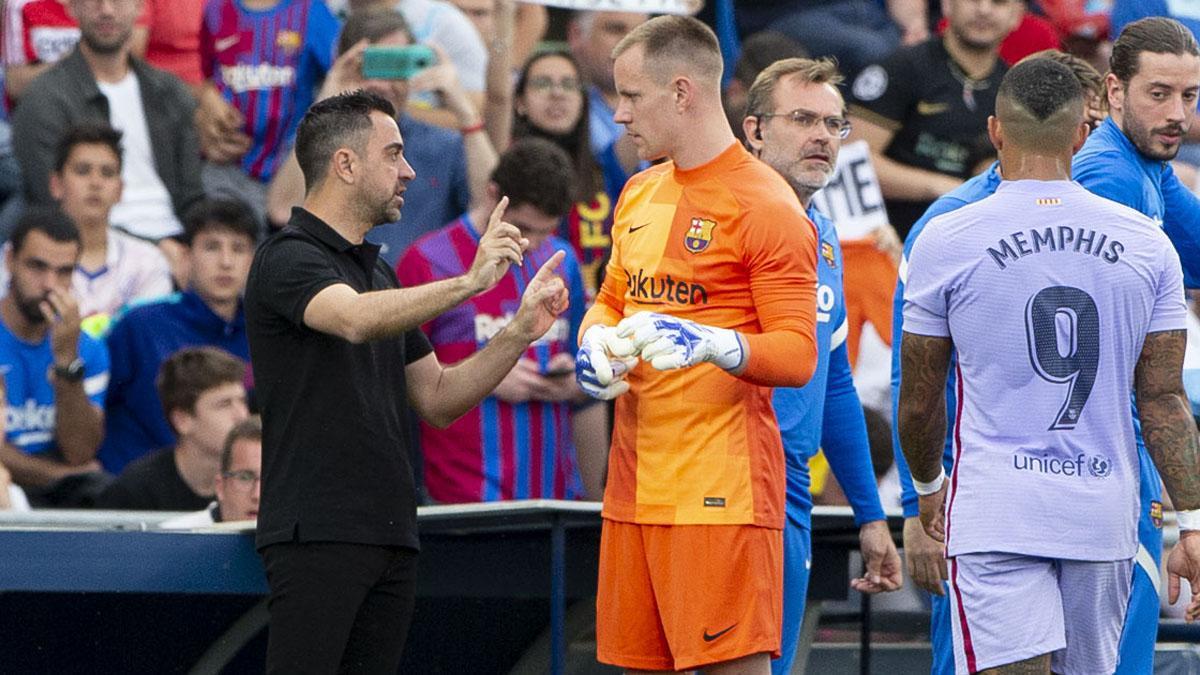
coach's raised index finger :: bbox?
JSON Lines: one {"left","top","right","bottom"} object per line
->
{"left": 487, "top": 196, "right": 509, "bottom": 233}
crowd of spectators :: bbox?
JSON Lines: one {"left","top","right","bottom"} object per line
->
{"left": 0, "top": 0, "right": 1195, "bottom": 569}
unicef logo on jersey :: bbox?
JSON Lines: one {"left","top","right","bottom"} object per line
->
{"left": 1088, "top": 455, "right": 1112, "bottom": 479}
{"left": 1012, "top": 450, "right": 1112, "bottom": 480}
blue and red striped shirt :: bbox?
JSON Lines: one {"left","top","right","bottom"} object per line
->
{"left": 397, "top": 216, "right": 588, "bottom": 503}
{"left": 200, "top": 0, "right": 338, "bottom": 181}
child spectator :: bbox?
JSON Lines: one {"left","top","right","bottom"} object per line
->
{"left": 100, "top": 198, "right": 255, "bottom": 474}
{"left": 96, "top": 346, "right": 248, "bottom": 511}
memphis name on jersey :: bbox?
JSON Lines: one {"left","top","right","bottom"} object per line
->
{"left": 986, "top": 225, "right": 1124, "bottom": 270}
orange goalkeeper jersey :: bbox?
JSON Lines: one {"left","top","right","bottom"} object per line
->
{"left": 582, "top": 142, "right": 819, "bottom": 528}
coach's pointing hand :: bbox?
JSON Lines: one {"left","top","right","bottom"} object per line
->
{"left": 509, "top": 250, "right": 568, "bottom": 342}
{"left": 468, "top": 196, "right": 529, "bottom": 293}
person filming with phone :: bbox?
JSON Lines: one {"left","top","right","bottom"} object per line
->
{"left": 397, "top": 137, "right": 609, "bottom": 503}
{"left": 266, "top": 7, "right": 498, "bottom": 261}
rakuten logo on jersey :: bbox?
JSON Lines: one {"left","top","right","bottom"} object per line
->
{"left": 475, "top": 313, "right": 568, "bottom": 346}
{"left": 7, "top": 399, "right": 55, "bottom": 448}
{"left": 1012, "top": 450, "right": 1112, "bottom": 479}
{"left": 625, "top": 268, "right": 708, "bottom": 306}
{"left": 220, "top": 64, "right": 296, "bottom": 93}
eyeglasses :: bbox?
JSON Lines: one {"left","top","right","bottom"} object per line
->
{"left": 757, "top": 108, "right": 852, "bottom": 139}
{"left": 527, "top": 76, "right": 582, "bottom": 94}
{"left": 222, "top": 470, "right": 261, "bottom": 491}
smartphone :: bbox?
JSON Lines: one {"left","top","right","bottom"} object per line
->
{"left": 362, "top": 44, "right": 436, "bottom": 80}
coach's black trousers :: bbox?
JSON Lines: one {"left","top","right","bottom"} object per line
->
{"left": 260, "top": 541, "right": 419, "bottom": 674}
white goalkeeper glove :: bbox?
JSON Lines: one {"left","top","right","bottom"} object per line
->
{"left": 575, "top": 324, "right": 638, "bottom": 400}
{"left": 615, "top": 311, "right": 745, "bottom": 372}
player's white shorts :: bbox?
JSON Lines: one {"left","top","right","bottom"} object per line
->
{"left": 947, "top": 553, "right": 1132, "bottom": 674}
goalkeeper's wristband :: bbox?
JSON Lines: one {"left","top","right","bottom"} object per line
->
{"left": 912, "top": 467, "right": 946, "bottom": 496}
{"left": 1178, "top": 509, "right": 1200, "bottom": 531}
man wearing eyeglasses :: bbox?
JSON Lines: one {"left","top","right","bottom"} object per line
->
{"left": 742, "top": 57, "right": 903, "bottom": 675}
{"left": 97, "top": 346, "right": 249, "bottom": 512}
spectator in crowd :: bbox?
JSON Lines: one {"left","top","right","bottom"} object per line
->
{"left": 96, "top": 346, "right": 248, "bottom": 511}
{"left": 0, "top": 460, "right": 31, "bottom": 510}
{"left": 346, "top": 0, "right": 487, "bottom": 131}
{"left": 0, "top": 207, "right": 108, "bottom": 506}
{"left": 398, "top": 138, "right": 605, "bottom": 502}
{"left": 512, "top": 48, "right": 620, "bottom": 296}
{"left": 447, "top": 0, "right": 543, "bottom": 68}
{"left": 11, "top": 0, "right": 203, "bottom": 244}
{"left": 2, "top": 0, "right": 149, "bottom": 101}
{"left": 723, "top": 31, "right": 808, "bottom": 143}
{"left": 195, "top": 0, "right": 340, "bottom": 228}
{"left": 100, "top": 198, "right": 255, "bottom": 474}
{"left": 267, "top": 8, "right": 495, "bottom": 262}
{"left": 0, "top": 378, "right": 32, "bottom": 512}
{"left": 160, "top": 415, "right": 262, "bottom": 527}
{"left": 734, "top": 0, "right": 928, "bottom": 82}
{"left": 43, "top": 123, "right": 171, "bottom": 327}
{"left": 848, "top": 0, "right": 1022, "bottom": 238}
{"left": 567, "top": 10, "right": 648, "bottom": 180}
{"left": 139, "top": 0, "right": 205, "bottom": 89}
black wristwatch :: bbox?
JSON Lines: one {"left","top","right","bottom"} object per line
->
{"left": 52, "top": 358, "right": 85, "bottom": 383}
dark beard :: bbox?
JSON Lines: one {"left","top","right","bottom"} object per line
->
{"left": 14, "top": 294, "right": 47, "bottom": 325}
{"left": 1123, "top": 113, "right": 1184, "bottom": 161}
{"left": 80, "top": 27, "right": 131, "bottom": 55}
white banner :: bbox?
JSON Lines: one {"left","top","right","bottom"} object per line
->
{"left": 811, "top": 140, "right": 890, "bottom": 241}
{"left": 517, "top": 0, "right": 702, "bottom": 15}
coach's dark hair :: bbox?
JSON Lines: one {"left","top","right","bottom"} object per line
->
{"left": 54, "top": 122, "right": 123, "bottom": 173}
{"left": 337, "top": 7, "right": 413, "bottom": 55}
{"left": 998, "top": 58, "right": 1083, "bottom": 121}
{"left": 157, "top": 347, "right": 246, "bottom": 427}
{"left": 294, "top": 90, "right": 397, "bottom": 192}
{"left": 220, "top": 415, "right": 262, "bottom": 474}
{"left": 182, "top": 197, "right": 259, "bottom": 246}
{"left": 9, "top": 207, "right": 81, "bottom": 255}
{"left": 1110, "top": 17, "right": 1200, "bottom": 82}
{"left": 491, "top": 138, "right": 575, "bottom": 218}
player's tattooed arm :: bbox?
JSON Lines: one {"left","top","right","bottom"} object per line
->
{"left": 1135, "top": 329, "right": 1200, "bottom": 511}
{"left": 897, "top": 332, "right": 954, "bottom": 483}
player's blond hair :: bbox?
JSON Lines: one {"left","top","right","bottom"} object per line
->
{"left": 611, "top": 15, "right": 722, "bottom": 85}
{"left": 745, "top": 57, "right": 844, "bottom": 118}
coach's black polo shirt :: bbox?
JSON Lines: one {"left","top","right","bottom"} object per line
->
{"left": 848, "top": 37, "right": 1005, "bottom": 237}
{"left": 246, "top": 207, "right": 433, "bottom": 551}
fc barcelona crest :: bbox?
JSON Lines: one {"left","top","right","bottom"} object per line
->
{"left": 821, "top": 241, "right": 837, "bottom": 268}
{"left": 684, "top": 217, "right": 716, "bottom": 254}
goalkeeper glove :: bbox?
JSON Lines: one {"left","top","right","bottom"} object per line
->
{"left": 616, "top": 311, "right": 745, "bottom": 372}
{"left": 575, "top": 324, "right": 638, "bottom": 400}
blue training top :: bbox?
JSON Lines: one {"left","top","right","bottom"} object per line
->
{"left": 773, "top": 206, "right": 885, "bottom": 530}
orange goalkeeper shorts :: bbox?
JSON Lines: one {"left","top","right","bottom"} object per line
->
{"left": 595, "top": 519, "right": 783, "bottom": 671}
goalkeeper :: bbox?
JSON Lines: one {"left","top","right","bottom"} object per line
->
{"left": 574, "top": 15, "right": 820, "bottom": 675}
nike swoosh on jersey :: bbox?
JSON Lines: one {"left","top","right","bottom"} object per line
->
{"left": 629, "top": 223, "right": 652, "bottom": 233}
{"left": 916, "top": 100, "right": 949, "bottom": 115}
